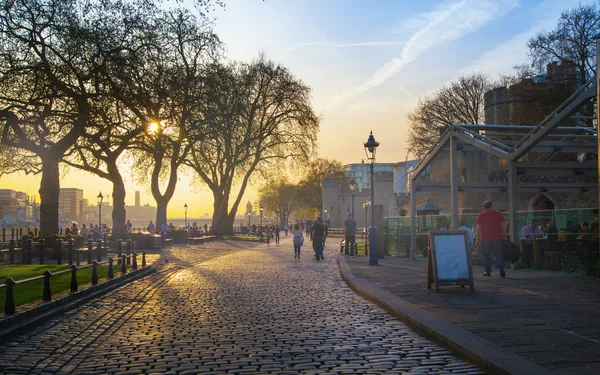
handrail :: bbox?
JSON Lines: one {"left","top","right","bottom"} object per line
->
{"left": 510, "top": 75, "right": 597, "bottom": 152}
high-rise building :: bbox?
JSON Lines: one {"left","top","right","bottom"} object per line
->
{"left": 59, "top": 188, "right": 84, "bottom": 223}
{"left": 135, "top": 191, "right": 140, "bottom": 207}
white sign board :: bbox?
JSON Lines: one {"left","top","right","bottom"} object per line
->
{"left": 433, "top": 234, "right": 470, "bottom": 280}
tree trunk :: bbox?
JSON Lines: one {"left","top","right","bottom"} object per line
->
{"left": 38, "top": 154, "right": 60, "bottom": 237}
{"left": 109, "top": 162, "right": 127, "bottom": 239}
{"left": 211, "top": 193, "right": 235, "bottom": 235}
{"left": 155, "top": 196, "right": 168, "bottom": 230}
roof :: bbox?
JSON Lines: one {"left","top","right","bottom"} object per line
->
{"left": 417, "top": 201, "right": 442, "bottom": 211}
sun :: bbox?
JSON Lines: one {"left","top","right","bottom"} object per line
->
{"left": 148, "top": 122, "right": 160, "bottom": 133}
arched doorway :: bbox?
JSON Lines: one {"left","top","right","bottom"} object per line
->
{"left": 529, "top": 193, "right": 555, "bottom": 211}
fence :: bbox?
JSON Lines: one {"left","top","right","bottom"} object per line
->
{"left": 0, "top": 250, "right": 147, "bottom": 315}
{"left": 384, "top": 207, "right": 599, "bottom": 257}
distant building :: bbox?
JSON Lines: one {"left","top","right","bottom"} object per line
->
{"left": 59, "top": 188, "right": 84, "bottom": 224}
{"left": 135, "top": 191, "right": 141, "bottom": 207}
{"left": 344, "top": 162, "right": 395, "bottom": 191}
{"left": 0, "top": 189, "right": 38, "bottom": 227}
{"left": 322, "top": 161, "right": 418, "bottom": 227}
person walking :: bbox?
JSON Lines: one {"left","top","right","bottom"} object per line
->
{"left": 475, "top": 200, "right": 506, "bottom": 277}
{"left": 293, "top": 224, "right": 304, "bottom": 259}
{"left": 311, "top": 217, "right": 326, "bottom": 261}
{"left": 275, "top": 224, "right": 280, "bottom": 245}
{"left": 343, "top": 212, "right": 358, "bottom": 257}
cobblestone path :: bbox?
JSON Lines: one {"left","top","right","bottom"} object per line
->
{"left": 0, "top": 239, "right": 484, "bottom": 374}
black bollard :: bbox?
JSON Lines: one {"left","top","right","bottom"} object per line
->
{"left": 70, "top": 265, "right": 78, "bottom": 292}
{"left": 132, "top": 252, "right": 137, "bottom": 270}
{"left": 126, "top": 239, "right": 132, "bottom": 266}
{"left": 56, "top": 239, "right": 63, "bottom": 265}
{"left": 117, "top": 240, "right": 122, "bottom": 265}
{"left": 91, "top": 261, "right": 98, "bottom": 285}
{"left": 142, "top": 250, "right": 146, "bottom": 268}
{"left": 43, "top": 270, "right": 52, "bottom": 301}
{"left": 68, "top": 239, "right": 74, "bottom": 265}
{"left": 96, "top": 241, "right": 102, "bottom": 262}
{"left": 108, "top": 257, "right": 114, "bottom": 279}
{"left": 9, "top": 239, "right": 15, "bottom": 264}
{"left": 87, "top": 239, "right": 93, "bottom": 265}
{"left": 39, "top": 238, "right": 45, "bottom": 265}
{"left": 121, "top": 255, "right": 127, "bottom": 274}
{"left": 4, "top": 278, "right": 16, "bottom": 315}
{"left": 25, "top": 239, "right": 32, "bottom": 264}
{"left": 2, "top": 228, "right": 5, "bottom": 242}
{"left": 11, "top": 228, "right": 14, "bottom": 240}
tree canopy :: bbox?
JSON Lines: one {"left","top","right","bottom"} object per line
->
{"left": 407, "top": 74, "right": 491, "bottom": 157}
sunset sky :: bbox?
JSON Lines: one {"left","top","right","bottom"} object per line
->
{"left": 0, "top": 0, "right": 586, "bottom": 217}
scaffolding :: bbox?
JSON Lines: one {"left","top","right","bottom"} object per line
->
{"left": 409, "top": 74, "right": 599, "bottom": 255}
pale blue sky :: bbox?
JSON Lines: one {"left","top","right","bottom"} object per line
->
{"left": 208, "top": 0, "right": 587, "bottom": 163}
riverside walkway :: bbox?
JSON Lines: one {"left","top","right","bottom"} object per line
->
{"left": 0, "top": 238, "right": 483, "bottom": 374}
{"left": 343, "top": 254, "right": 600, "bottom": 375}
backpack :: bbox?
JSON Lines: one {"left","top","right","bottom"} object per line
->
{"left": 294, "top": 235, "right": 304, "bottom": 246}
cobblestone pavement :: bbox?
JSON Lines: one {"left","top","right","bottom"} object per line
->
{"left": 346, "top": 256, "right": 600, "bottom": 375}
{"left": 0, "top": 238, "right": 484, "bottom": 374}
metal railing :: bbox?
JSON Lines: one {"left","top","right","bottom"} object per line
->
{"left": 0, "top": 250, "right": 147, "bottom": 315}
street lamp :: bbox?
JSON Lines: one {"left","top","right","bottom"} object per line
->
{"left": 350, "top": 179, "right": 356, "bottom": 219}
{"left": 184, "top": 203, "right": 188, "bottom": 228}
{"left": 364, "top": 131, "right": 380, "bottom": 266}
{"left": 324, "top": 207, "right": 328, "bottom": 222}
{"left": 260, "top": 207, "right": 264, "bottom": 240}
{"left": 97, "top": 192, "right": 103, "bottom": 228}
{"left": 246, "top": 201, "right": 252, "bottom": 231}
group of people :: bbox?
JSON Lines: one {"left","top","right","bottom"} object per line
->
{"left": 292, "top": 217, "right": 328, "bottom": 260}
{"left": 64, "top": 222, "right": 108, "bottom": 241}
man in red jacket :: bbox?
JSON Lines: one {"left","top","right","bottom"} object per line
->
{"left": 475, "top": 200, "right": 506, "bottom": 277}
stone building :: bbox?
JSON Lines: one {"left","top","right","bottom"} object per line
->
{"left": 322, "top": 161, "right": 416, "bottom": 228}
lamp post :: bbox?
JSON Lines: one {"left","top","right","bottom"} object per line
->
{"left": 350, "top": 179, "right": 356, "bottom": 219}
{"left": 324, "top": 207, "right": 328, "bottom": 223}
{"left": 184, "top": 203, "right": 188, "bottom": 228}
{"left": 246, "top": 201, "right": 252, "bottom": 231}
{"left": 364, "top": 131, "right": 380, "bottom": 265}
{"left": 260, "top": 207, "right": 264, "bottom": 240}
{"left": 97, "top": 192, "right": 103, "bottom": 228}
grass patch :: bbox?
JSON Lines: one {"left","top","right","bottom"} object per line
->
{"left": 0, "top": 263, "right": 114, "bottom": 312}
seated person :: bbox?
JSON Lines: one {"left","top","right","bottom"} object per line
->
{"left": 580, "top": 221, "right": 590, "bottom": 241}
{"left": 92, "top": 229, "right": 104, "bottom": 241}
{"left": 522, "top": 219, "right": 542, "bottom": 239}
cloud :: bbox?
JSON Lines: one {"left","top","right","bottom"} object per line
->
{"left": 269, "top": 40, "right": 405, "bottom": 48}
{"left": 328, "top": 0, "right": 520, "bottom": 109}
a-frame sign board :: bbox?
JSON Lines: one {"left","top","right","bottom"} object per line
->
{"left": 427, "top": 230, "right": 475, "bottom": 292}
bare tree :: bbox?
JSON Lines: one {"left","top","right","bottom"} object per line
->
{"left": 0, "top": 0, "right": 106, "bottom": 236}
{"left": 258, "top": 178, "right": 299, "bottom": 227}
{"left": 407, "top": 74, "right": 492, "bottom": 157}
{"left": 296, "top": 158, "right": 346, "bottom": 214}
{"left": 129, "top": 8, "right": 218, "bottom": 229}
{"left": 185, "top": 56, "right": 320, "bottom": 235}
{"left": 527, "top": 3, "right": 600, "bottom": 85}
